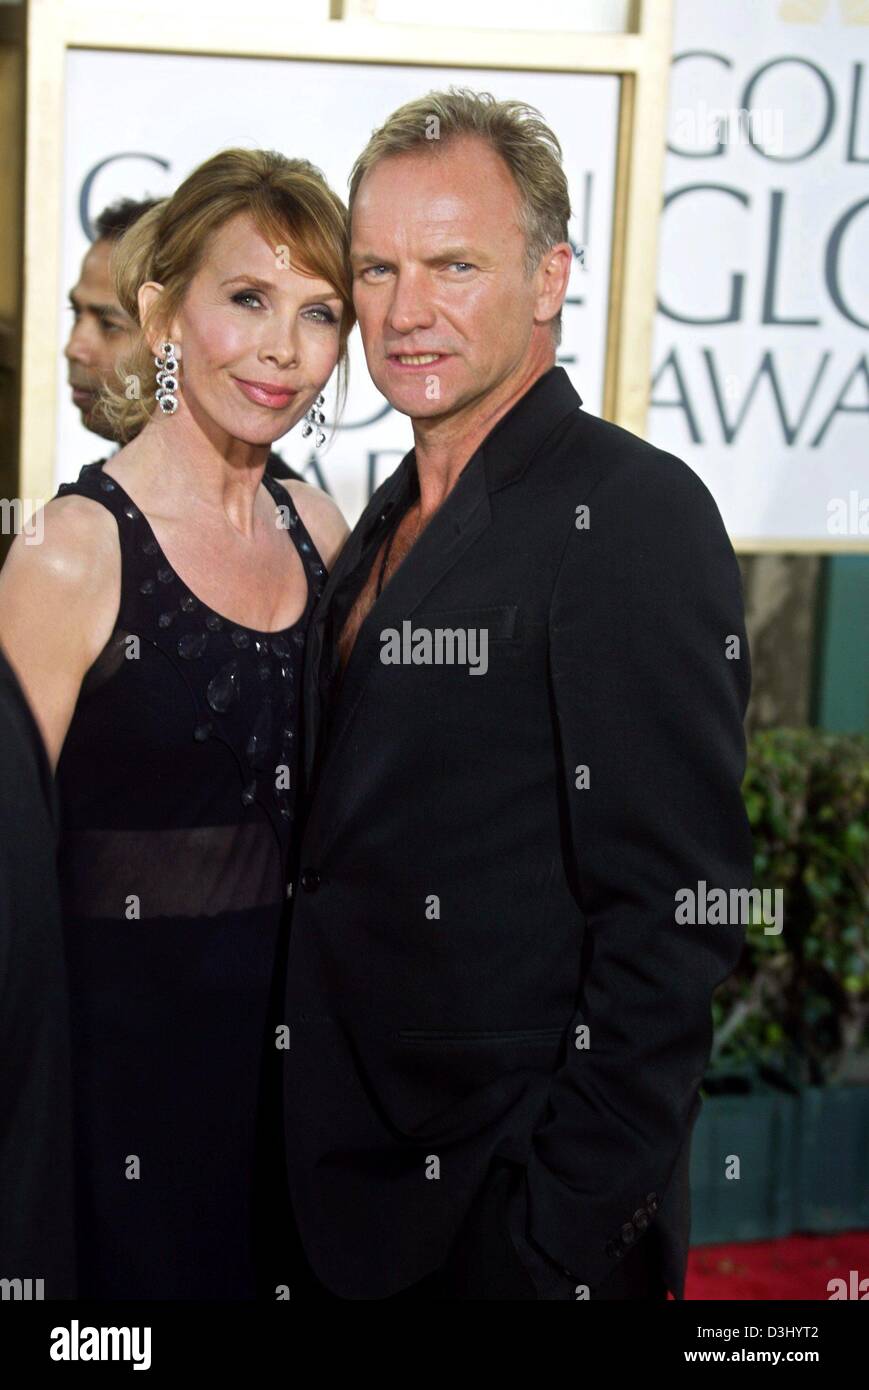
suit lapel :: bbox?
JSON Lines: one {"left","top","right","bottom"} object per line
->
{"left": 321, "top": 451, "right": 492, "bottom": 788}
{"left": 302, "top": 457, "right": 415, "bottom": 790}
{"left": 302, "top": 366, "right": 583, "bottom": 805}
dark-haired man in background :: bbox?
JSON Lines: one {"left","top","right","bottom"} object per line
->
{"left": 65, "top": 197, "right": 159, "bottom": 441}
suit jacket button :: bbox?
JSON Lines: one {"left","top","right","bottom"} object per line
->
{"left": 633, "top": 1209, "right": 649, "bottom": 1231}
{"left": 621, "top": 1222, "right": 636, "bottom": 1245}
{"left": 301, "top": 868, "right": 321, "bottom": 892}
{"left": 646, "top": 1193, "right": 658, "bottom": 1212}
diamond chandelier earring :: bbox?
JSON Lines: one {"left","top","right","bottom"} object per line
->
{"left": 155, "top": 341, "right": 181, "bottom": 414}
{"left": 301, "top": 393, "right": 326, "bottom": 447}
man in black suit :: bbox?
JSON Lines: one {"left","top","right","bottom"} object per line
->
{"left": 281, "top": 89, "right": 753, "bottom": 1300}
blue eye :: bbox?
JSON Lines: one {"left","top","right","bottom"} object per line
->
{"left": 449, "top": 262, "right": 473, "bottom": 272}
{"left": 231, "top": 290, "right": 263, "bottom": 308}
{"left": 305, "top": 306, "right": 337, "bottom": 325}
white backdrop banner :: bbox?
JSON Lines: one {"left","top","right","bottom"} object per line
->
{"left": 649, "top": 0, "right": 868, "bottom": 545}
{"left": 58, "top": 51, "right": 619, "bottom": 525}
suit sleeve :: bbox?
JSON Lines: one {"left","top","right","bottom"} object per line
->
{"left": 511, "top": 449, "right": 753, "bottom": 1295}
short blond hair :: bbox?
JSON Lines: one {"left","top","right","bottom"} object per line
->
{"left": 99, "top": 148, "right": 354, "bottom": 441}
{"left": 349, "top": 87, "right": 571, "bottom": 339}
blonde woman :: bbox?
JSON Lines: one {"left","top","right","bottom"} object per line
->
{"left": 0, "top": 148, "right": 353, "bottom": 1298}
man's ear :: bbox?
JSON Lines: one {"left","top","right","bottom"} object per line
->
{"left": 534, "top": 243, "right": 572, "bottom": 331}
{"left": 137, "top": 281, "right": 179, "bottom": 355}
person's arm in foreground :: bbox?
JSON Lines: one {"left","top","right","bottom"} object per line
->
{"left": 509, "top": 450, "right": 753, "bottom": 1298}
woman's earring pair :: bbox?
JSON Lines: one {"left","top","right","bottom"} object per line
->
{"left": 155, "top": 348, "right": 326, "bottom": 446}
{"left": 155, "top": 342, "right": 181, "bottom": 414}
{"left": 301, "top": 394, "right": 326, "bottom": 447}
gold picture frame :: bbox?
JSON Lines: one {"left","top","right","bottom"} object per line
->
{"left": 4, "top": 0, "right": 684, "bottom": 537}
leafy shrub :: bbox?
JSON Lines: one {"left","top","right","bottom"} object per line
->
{"left": 709, "top": 729, "right": 868, "bottom": 1088}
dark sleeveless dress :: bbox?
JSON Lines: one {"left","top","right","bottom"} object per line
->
{"left": 53, "top": 458, "right": 326, "bottom": 1299}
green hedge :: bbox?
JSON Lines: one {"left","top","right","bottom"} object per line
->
{"left": 707, "top": 728, "right": 869, "bottom": 1091}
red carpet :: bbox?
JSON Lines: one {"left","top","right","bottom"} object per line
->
{"left": 682, "top": 1231, "right": 869, "bottom": 1299}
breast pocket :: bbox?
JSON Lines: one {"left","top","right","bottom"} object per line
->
{"left": 411, "top": 603, "right": 520, "bottom": 642}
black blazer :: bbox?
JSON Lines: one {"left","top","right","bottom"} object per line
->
{"left": 282, "top": 367, "right": 752, "bottom": 1299}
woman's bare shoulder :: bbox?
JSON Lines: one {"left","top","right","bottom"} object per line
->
{"left": 0, "top": 491, "right": 123, "bottom": 767}
{"left": 0, "top": 492, "right": 122, "bottom": 658}
{"left": 2, "top": 491, "right": 121, "bottom": 595}
{"left": 284, "top": 479, "right": 350, "bottom": 572}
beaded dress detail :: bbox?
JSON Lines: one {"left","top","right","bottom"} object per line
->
{"left": 52, "top": 458, "right": 325, "bottom": 1299}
